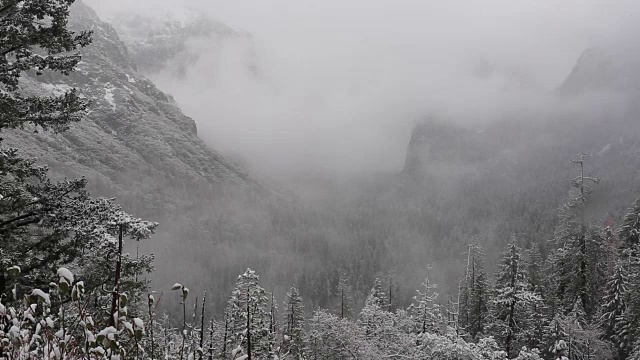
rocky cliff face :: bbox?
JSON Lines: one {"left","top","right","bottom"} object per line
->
{"left": 3, "top": 1, "right": 257, "bottom": 218}
{"left": 403, "top": 119, "right": 499, "bottom": 177}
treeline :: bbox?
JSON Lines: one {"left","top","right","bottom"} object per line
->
{"left": 4, "top": 176, "right": 640, "bottom": 359}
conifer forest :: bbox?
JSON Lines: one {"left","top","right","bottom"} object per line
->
{"left": 2, "top": 0, "right": 640, "bottom": 359}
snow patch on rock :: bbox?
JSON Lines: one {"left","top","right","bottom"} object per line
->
{"left": 104, "top": 87, "right": 116, "bottom": 111}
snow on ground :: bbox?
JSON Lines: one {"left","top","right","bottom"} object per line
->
{"left": 104, "top": 87, "right": 116, "bottom": 111}
{"left": 41, "top": 83, "right": 73, "bottom": 96}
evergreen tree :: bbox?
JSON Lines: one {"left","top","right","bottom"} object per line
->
{"left": 0, "top": 0, "right": 92, "bottom": 132}
{"left": 336, "top": 271, "right": 354, "bottom": 319}
{"left": 371, "top": 277, "right": 388, "bottom": 309}
{"left": 472, "top": 269, "right": 490, "bottom": 338}
{"left": 523, "top": 244, "right": 549, "bottom": 351}
{"left": 616, "top": 245, "right": 640, "bottom": 357}
{"left": 409, "top": 268, "right": 442, "bottom": 334}
{"left": 359, "top": 289, "right": 383, "bottom": 338}
{"left": 269, "top": 290, "right": 279, "bottom": 345}
{"left": 386, "top": 273, "right": 400, "bottom": 311}
{"left": 490, "top": 242, "right": 541, "bottom": 357}
{"left": 600, "top": 261, "right": 628, "bottom": 356}
{"left": 227, "top": 269, "right": 274, "bottom": 359}
{"left": 550, "top": 154, "right": 605, "bottom": 319}
{"left": 459, "top": 237, "right": 490, "bottom": 338}
{"left": 619, "top": 197, "right": 640, "bottom": 253}
{"left": 282, "top": 286, "right": 305, "bottom": 359}
{"left": 615, "top": 199, "right": 640, "bottom": 356}
{"left": 525, "top": 244, "right": 544, "bottom": 294}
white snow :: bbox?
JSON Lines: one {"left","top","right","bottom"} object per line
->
{"left": 57, "top": 268, "right": 74, "bottom": 284}
{"left": 133, "top": 317, "right": 144, "bottom": 330}
{"left": 31, "top": 289, "right": 51, "bottom": 305}
{"left": 98, "top": 326, "right": 117, "bottom": 338}
{"left": 41, "top": 83, "right": 72, "bottom": 97}
{"left": 104, "top": 88, "right": 117, "bottom": 111}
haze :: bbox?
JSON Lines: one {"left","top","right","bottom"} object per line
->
{"left": 86, "top": 0, "right": 638, "bottom": 177}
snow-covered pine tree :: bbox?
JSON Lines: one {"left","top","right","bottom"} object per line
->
{"left": 359, "top": 289, "right": 382, "bottom": 338}
{"left": 616, "top": 244, "right": 640, "bottom": 357}
{"left": 600, "top": 261, "right": 628, "bottom": 357}
{"left": 227, "top": 268, "right": 273, "bottom": 360}
{"left": 523, "top": 244, "right": 549, "bottom": 351}
{"left": 459, "top": 237, "right": 490, "bottom": 338}
{"left": 472, "top": 268, "right": 490, "bottom": 338}
{"left": 386, "top": 273, "right": 400, "bottom": 311}
{"left": 614, "top": 198, "right": 640, "bottom": 356}
{"left": 0, "top": 0, "right": 91, "bottom": 132}
{"left": 220, "top": 304, "right": 233, "bottom": 359}
{"left": 619, "top": 197, "right": 640, "bottom": 253}
{"left": 371, "top": 277, "right": 388, "bottom": 309}
{"left": 282, "top": 286, "right": 305, "bottom": 359}
{"left": 490, "top": 241, "right": 541, "bottom": 357}
{"left": 409, "top": 266, "right": 442, "bottom": 335}
{"left": 336, "top": 272, "right": 354, "bottom": 319}
{"left": 525, "top": 244, "right": 544, "bottom": 294}
{"left": 269, "top": 290, "right": 279, "bottom": 348}
{"left": 550, "top": 154, "right": 605, "bottom": 319}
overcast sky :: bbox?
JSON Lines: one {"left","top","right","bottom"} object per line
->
{"left": 85, "top": 0, "right": 638, "bottom": 177}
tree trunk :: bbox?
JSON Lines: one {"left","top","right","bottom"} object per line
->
{"left": 199, "top": 292, "right": 206, "bottom": 360}
{"left": 109, "top": 225, "right": 123, "bottom": 327}
{"left": 0, "top": 262, "right": 5, "bottom": 299}
{"left": 221, "top": 311, "right": 228, "bottom": 359}
{"left": 505, "top": 300, "right": 516, "bottom": 356}
{"left": 341, "top": 288, "right": 344, "bottom": 319}
{"left": 246, "top": 290, "right": 252, "bottom": 360}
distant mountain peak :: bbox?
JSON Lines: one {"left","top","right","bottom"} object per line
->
{"left": 403, "top": 118, "right": 496, "bottom": 176}
{"left": 107, "top": 7, "right": 246, "bottom": 76}
{"left": 559, "top": 47, "right": 615, "bottom": 95}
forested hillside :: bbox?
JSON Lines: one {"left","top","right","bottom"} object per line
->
{"left": 2, "top": 1, "right": 258, "bottom": 221}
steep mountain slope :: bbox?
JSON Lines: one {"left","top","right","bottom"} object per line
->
{"left": 559, "top": 47, "right": 640, "bottom": 95}
{"left": 3, "top": 1, "right": 256, "bottom": 219}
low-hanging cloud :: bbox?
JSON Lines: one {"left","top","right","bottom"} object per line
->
{"left": 86, "top": 0, "right": 640, "bottom": 177}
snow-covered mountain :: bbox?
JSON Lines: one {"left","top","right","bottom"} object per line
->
{"left": 106, "top": 7, "right": 255, "bottom": 78}
{"left": 3, "top": 1, "right": 259, "bottom": 219}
